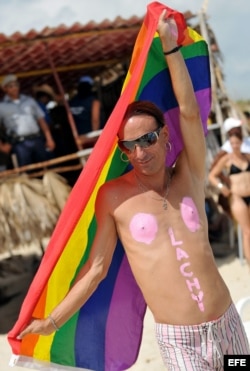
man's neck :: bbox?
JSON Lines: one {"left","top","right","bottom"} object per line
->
{"left": 134, "top": 167, "right": 172, "bottom": 194}
{"left": 7, "top": 93, "right": 20, "bottom": 101}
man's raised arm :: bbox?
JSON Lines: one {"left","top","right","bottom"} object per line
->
{"left": 157, "top": 10, "right": 205, "bottom": 177}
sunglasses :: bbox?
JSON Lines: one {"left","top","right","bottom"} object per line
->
{"left": 118, "top": 128, "right": 162, "bottom": 153}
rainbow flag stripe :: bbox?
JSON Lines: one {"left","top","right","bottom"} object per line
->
{"left": 8, "top": 2, "right": 211, "bottom": 371}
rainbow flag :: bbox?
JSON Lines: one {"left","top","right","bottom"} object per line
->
{"left": 8, "top": 2, "right": 211, "bottom": 370}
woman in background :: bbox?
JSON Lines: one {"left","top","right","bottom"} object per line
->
{"left": 209, "top": 129, "right": 250, "bottom": 266}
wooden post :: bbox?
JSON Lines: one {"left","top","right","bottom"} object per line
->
{"left": 44, "top": 42, "right": 83, "bottom": 152}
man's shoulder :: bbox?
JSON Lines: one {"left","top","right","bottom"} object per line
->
{"left": 0, "top": 98, "right": 14, "bottom": 112}
{"left": 20, "top": 94, "right": 35, "bottom": 103}
{"left": 102, "top": 173, "right": 129, "bottom": 190}
{"left": 0, "top": 95, "right": 13, "bottom": 106}
{"left": 98, "top": 173, "right": 132, "bottom": 198}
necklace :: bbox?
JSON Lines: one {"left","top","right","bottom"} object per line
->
{"left": 135, "top": 169, "right": 172, "bottom": 210}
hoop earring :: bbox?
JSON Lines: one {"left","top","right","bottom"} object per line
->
{"left": 120, "top": 152, "right": 129, "bottom": 163}
{"left": 166, "top": 141, "right": 172, "bottom": 152}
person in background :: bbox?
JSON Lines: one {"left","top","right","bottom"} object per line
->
{"left": 221, "top": 117, "right": 250, "bottom": 154}
{"left": 33, "top": 84, "right": 58, "bottom": 160}
{"left": 0, "top": 74, "right": 55, "bottom": 167}
{"left": 19, "top": 10, "right": 249, "bottom": 369}
{"left": 0, "top": 116, "right": 13, "bottom": 170}
{"left": 209, "top": 128, "right": 250, "bottom": 266}
{"left": 33, "top": 84, "right": 56, "bottom": 127}
{"left": 209, "top": 117, "right": 250, "bottom": 216}
{"left": 0, "top": 135, "right": 12, "bottom": 171}
{"left": 69, "top": 76, "right": 103, "bottom": 143}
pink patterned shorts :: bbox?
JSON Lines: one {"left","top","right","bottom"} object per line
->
{"left": 155, "top": 303, "right": 250, "bottom": 370}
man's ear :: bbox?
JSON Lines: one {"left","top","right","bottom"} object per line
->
{"left": 161, "top": 125, "right": 169, "bottom": 142}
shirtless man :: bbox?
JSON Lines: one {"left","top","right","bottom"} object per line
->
{"left": 19, "top": 10, "right": 249, "bottom": 370}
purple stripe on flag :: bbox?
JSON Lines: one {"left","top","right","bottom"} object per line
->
{"left": 165, "top": 88, "right": 210, "bottom": 166}
{"left": 196, "top": 88, "right": 211, "bottom": 129}
{"left": 105, "top": 255, "right": 146, "bottom": 371}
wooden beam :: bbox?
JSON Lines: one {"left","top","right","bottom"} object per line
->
{"left": 0, "top": 58, "right": 128, "bottom": 80}
{"left": 0, "top": 149, "right": 93, "bottom": 178}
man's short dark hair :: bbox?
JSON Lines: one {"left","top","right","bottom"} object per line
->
{"left": 122, "top": 101, "right": 166, "bottom": 129}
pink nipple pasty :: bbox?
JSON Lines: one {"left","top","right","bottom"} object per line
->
{"left": 129, "top": 213, "right": 158, "bottom": 244}
{"left": 180, "top": 197, "right": 200, "bottom": 232}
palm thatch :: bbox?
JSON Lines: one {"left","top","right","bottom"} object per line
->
{"left": 0, "top": 172, "right": 71, "bottom": 254}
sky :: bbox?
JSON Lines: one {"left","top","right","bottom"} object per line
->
{"left": 0, "top": 0, "right": 249, "bottom": 101}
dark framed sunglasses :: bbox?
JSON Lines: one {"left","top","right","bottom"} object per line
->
{"left": 118, "top": 128, "right": 162, "bottom": 153}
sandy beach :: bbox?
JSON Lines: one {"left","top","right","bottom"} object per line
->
{"left": 1, "top": 249, "right": 249, "bottom": 371}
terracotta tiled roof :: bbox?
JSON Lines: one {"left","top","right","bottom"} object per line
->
{"left": 0, "top": 11, "right": 194, "bottom": 96}
{"left": 0, "top": 15, "right": 144, "bottom": 95}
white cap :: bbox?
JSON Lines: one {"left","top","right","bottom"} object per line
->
{"left": 223, "top": 117, "right": 242, "bottom": 133}
{"left": 1, "top": 74, "right": 18, "bottom": 89}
